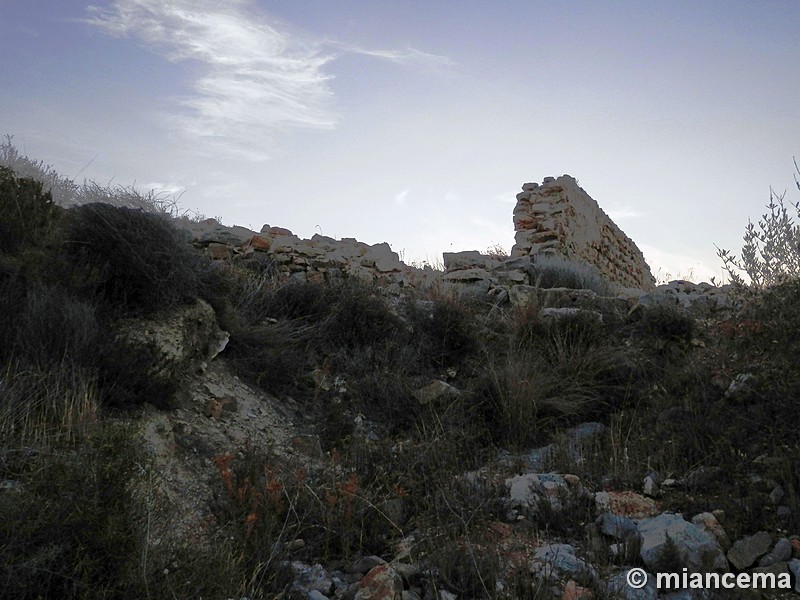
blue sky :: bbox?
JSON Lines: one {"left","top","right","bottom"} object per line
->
{"left": 2, "top": 0, "right": 799, "bottom": 281}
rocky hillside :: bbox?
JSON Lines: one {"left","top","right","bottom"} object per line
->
{"left": 1, "top": 154, "right": 799, "bottom": 600}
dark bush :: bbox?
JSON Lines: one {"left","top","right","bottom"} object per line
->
{"left": 0, "top": 425, "right": 146, "bottom": 599}
{"left": 12, "top": 283, "right": 100, "bottom": 369}
{"left": 633, "top": 302, "right": 695, "bottom": 342}
{"left": 0, "top": 165, "right": 61, "bottom": 255}
{"left": 413, "top": 297, "right": 480, "bottom": 367}
{"left": 245, "top": 280, "right": 328, "bottom": 323}
{"left": 225, "top": 321, "right": 312, "bottom": 394}
{"left": 0, "top": 276, "right": 26, "bottom": 363}
{"left": 318, "top": 280, "right": 402, "bottom": 350}
{"left": 97, "top": 335, "right": 179, "bottom": 409}
{"left": 59, "top": 203, "right": 204, "bottom": 315}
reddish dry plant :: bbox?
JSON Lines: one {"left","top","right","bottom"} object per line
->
{"left": 264, "top": 467, "right": 285, "bottom": 513}
{"left": 717, "top": 318, "right": 763, "bottom": 339}
{"left": 338, "top": 473, "right": 360, "bottom": 524}
{"left": 391, "top": 483, "right": 408, "bottom": 498}
{"left": 244, "top": 512, "right": 258, "bottom": 539}
{"left": 213, "top": 453, "right": 235, "bottom": 497}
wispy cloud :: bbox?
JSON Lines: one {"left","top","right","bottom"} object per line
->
{"left": 606, "top": 204, "right": 645, "bottom": 220}
{"left": 84, "top": 0, "right": 452, "bottom": 160}
{"left": 144, "top": 181, "right": 187, "bottom": 196}
{"left": 394, "top": 188, "right": 410, "bottom": 206}
{"left": 492, "top": 189, "right": 520, "bottom": 205}
{"left": 333, "top": 44, "right": 454, "bottom": 69}
{"left": 84, "top": 0, "right": 338, "bottom": 160}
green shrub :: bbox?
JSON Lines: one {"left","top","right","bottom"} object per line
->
{"left": 59, "top": 203, "right": 204, "bottom": 315}
{"left": 717, "top": 159, "right": 800, "bottom": 287}
{"left": 0, "top": 165, "right": 61, "bottom": 255}
{"left": 0, "top": 424, "right": 147, "bottom": 599}
{"left": 0, "top": 422, "right": 243, "bottom": 599}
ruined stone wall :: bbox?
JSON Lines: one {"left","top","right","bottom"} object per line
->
{"left": 511, "top": 175, "right": 655, "bottom": 291}
{"left": 177, "top": 174, "right": 656, "bottom": 295}
{"left": 177, "top": 219, "right": 437, "bottom": 290}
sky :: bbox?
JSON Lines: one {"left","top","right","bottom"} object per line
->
{"left": 2, "top": 0, "right": 799, "bottom": 282}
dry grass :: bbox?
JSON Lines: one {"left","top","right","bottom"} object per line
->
{"left": 0, "top": 363, "right": 99, "bottom": 448}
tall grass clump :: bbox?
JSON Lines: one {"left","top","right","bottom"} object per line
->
{"left": 0, "top": 285, "right": 100, "bottom": 446}
{"left": 225, "top": 277, "right": 411, "bottom": 397}
{"left": 479, "top": 308, "right": 639, "bottom": 448}
{"left": 411, "top": 294, "right": 482, "bottom": 368}
{"left": 530, "top": 254, "right": 613, "bottom": 295}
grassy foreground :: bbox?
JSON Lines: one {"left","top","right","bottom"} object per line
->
{"left": 0, "top": 146, "right": 798, "bottom": 598}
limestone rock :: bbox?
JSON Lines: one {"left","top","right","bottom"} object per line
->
{"left": 112, "top": 298, "right": 229, "bottom": 386}
{"left": 595, "top": 491, "right": 659, "bottom": 519}
{"left": 443, "top": 250, "right": 487, "bottom": 270}
{"left": 596, "top": 511, "right": 638, "bottom": 541}
{"left": 605, "top": 569, "right": 658, "bottom": 599}
{"left": 506, "top": 472, "right": 572, "bottom": 511}
{"left": 411, "top": 380, "right": 459, "bottom": 405}
{"left": 788, "top": 559, "right": 800, "bottom": 592}
{"left": 637, "top": 513, "right": 728, "bottom": 572}
{"left": 355, "top": 564, "right": 403, "bottom": 600}
{"left": 758, "top": 537, "right": 792, "bottom": 567}
{"left": 509, "top": 284, "right": 539, "bottom": 307}
{"left": 691, "top": 512, "right": 730, "bottom": 551}
{"left": 530, "top": 543, "right": 597, "bottom": 584}
{"left": 727, "top": 531, "right": 773, "bottom": 570}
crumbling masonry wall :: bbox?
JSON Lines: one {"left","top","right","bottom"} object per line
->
{"left": 511, "top": 175, "right": 656, "bottom": 291}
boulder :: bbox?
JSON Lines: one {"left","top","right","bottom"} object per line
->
{"left": 354, "top": 564, "right": 403, "bottom": 600}
{"left": 594, "top": 491, "right": 659, "bottom": 519}
{"left": 727, "top": 531, "right": 773, "bottom": 570}
{"left": 605, "top": 569, "right": 658, "bottom": 599}
{"left": 758, "top": 537, "right": 792, "bottom": 567}
{"left": 411, "top": 380, "right": 459, "bottom": 405}
{"left": 530, "top": 543, "right": 597, "bottom": 584}
{"left": 112, "top": 298, "right": 229, "bottom": 386}
{"left": 637, "top": 513, "right": 727, "bottom": 572}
